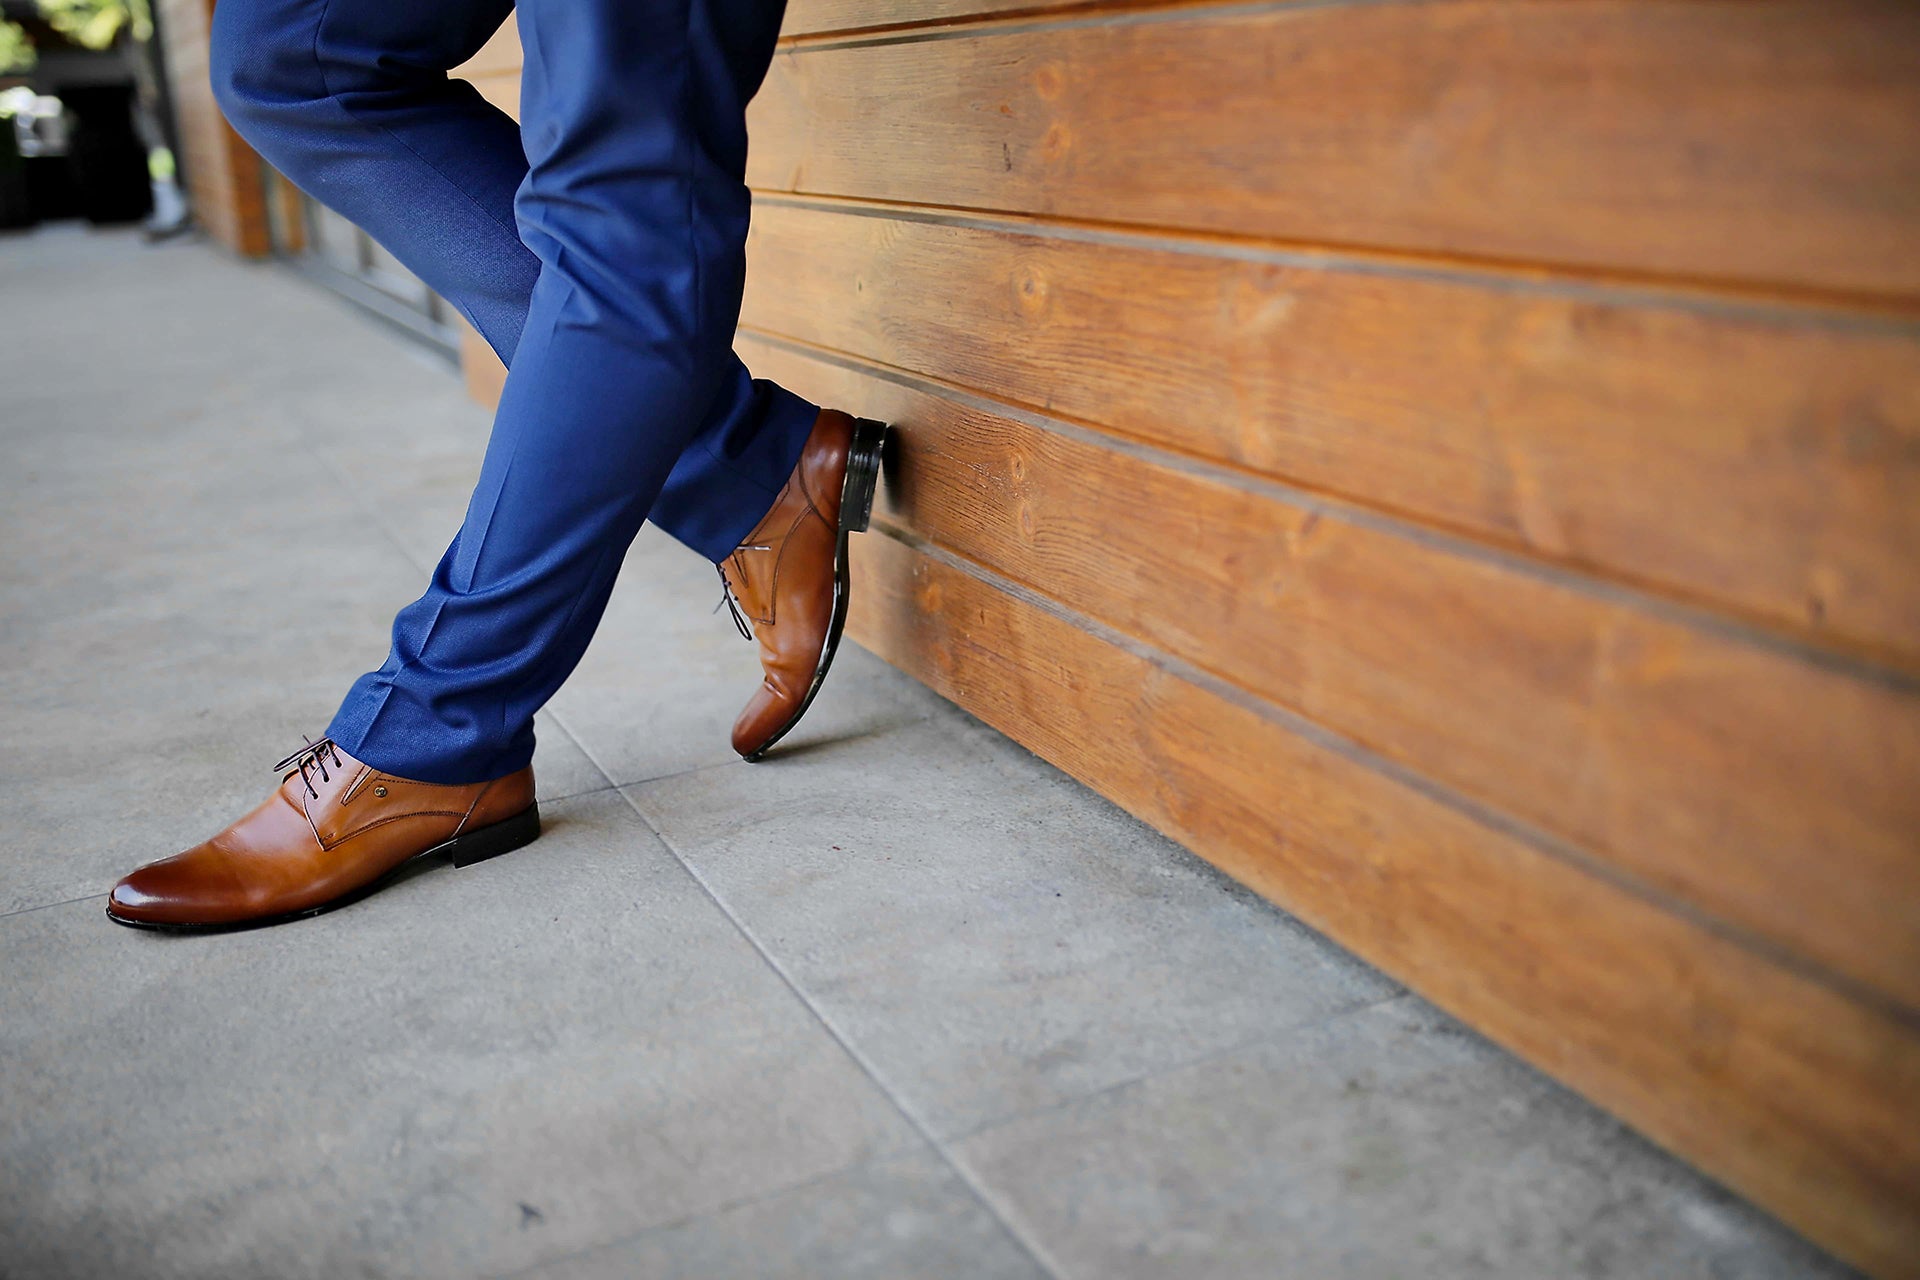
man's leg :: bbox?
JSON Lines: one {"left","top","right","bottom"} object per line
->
{"left": 108, "top": 0, "right": 887, "bottom": 930}
{"left": 214, "top": 0, "right": 821, "bottom": 784}
{"left": 210, "top": 0, "right": 819, "bottom": 566}
{"left": 333, "top": 0, "right": 809, "bottom": 781}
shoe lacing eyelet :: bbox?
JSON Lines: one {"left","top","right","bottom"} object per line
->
{"left": 271, "top": 736, "right": 345, "bottom": 800}
{"left": 715, "top": 549, "right": 774, "bottom": 640}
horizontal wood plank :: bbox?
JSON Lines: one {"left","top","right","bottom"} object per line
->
{"left": 450, "top": 21, "right": 523, "bottom": 78}
{"left": 846, "top": 530, "right": 1920, "bottom": 1280}
{"left": 458, "top": 323, "right": 507, "bottom": 406}
{"left": 781, "top": 0, "right": 1128, "bottom": 37}
{"left": 743, "top": 333, "right": 1920, "bottom": 1014}
{"left": 745, "top": 1, "right": 1920, "bottom": 298}
{"left": 742, "top": 200, "right": 1920, "bottom": 667}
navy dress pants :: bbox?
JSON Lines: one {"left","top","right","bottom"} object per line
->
{"left": 209, "top": 0, "right": 820, "bottom": 782}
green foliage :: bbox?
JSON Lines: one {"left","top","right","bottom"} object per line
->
{"left": 36, "top": 0, "right": 153, "bottom": 51}
{"left": 0, "top": 19, "right": 35, "bottom": 73}
{"left": 1, "top": 2, "right": 157, "bottom": 75}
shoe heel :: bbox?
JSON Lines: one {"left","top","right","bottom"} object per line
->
{"left": 841, "top": 418, "right": 889, "bottom": 535}
{"left": 448, "top": 802, "right": 541, "bottom": 868}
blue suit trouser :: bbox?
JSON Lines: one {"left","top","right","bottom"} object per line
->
{"left": 209, "top": 0, "right": 820, "bottom": 782}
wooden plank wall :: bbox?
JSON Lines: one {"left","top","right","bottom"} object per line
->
{"left": 157, "top": 0, "right": 269, "bottom": 256}
{"left": 454, "top": 5, "right": 1920, "bottom": 1275}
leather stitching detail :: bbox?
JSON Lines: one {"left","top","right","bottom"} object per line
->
{"left": 454, "top": 780, "right": 494, "bottom": 836}
{"left": 339, "top": 765, "right": 376, "bottom": 804}
{"left": 758, "top": 506, "right": 812, "bottom": 628}
{"left": 328, "top": 810, "right": 468, "bottom": 849}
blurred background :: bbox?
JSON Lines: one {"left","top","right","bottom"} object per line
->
{"left": 0, "top": 0, "right": 184, "bottom": 236}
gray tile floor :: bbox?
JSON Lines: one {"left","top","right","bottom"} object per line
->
{"left": 0, "top": 225, "right": 1851, "bottom": 1279}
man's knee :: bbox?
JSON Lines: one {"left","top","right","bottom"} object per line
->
{"left": 207, "top": 0, "right": 326, "bottom": 166}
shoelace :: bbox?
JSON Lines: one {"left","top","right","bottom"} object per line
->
{"left": 714, "top": 564, "right": 753, "bottom": 640}
{"left": 272, "top": 736, "right": 345, "bottom": 800}
{"left": 713, "top": 548, "right": 770, "bottom": 641}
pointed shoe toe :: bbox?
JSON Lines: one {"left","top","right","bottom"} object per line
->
{"left": 106, "top": 853, "right": 240, "bottom": 928}
{"left": 731, "top": 682, "right": 795, "bottom": 761}
{"left": 106, "top": 868, "right": 164, "bottom": 924}
{"left": 105, "top": 739, "right": 540, "bottom": 932}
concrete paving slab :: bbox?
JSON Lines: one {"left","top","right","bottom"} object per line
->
{"left": 626, "top": 714, "right": 1400, "bottom": 1139}
{"left": 0, "top": 791, "right": 917, "bottom": 1280}
{"left": 514, "top": 1146, "right": 1045, "bottom": 1280}
{"left": 524, "top": 711, "right": 619, "bottom": 802}
{"left": 278, "top": 344, "right": 500, "bottom": 573}
{"left": 953, "top": 997, "right": 1854, "bottom": 1280}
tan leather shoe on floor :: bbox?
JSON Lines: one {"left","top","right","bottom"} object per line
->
{"left": 719, "top": 409, "right": 889, "bottom": 761}
{"left": 106, "top": 738, "right": 539, "bottom": 931}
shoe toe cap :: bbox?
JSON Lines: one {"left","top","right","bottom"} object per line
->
{"left": 732, "top": 681, "right": 800, "bottom": 759}
{"left": 107, "top": 855, "right": 235, "bottom": 927}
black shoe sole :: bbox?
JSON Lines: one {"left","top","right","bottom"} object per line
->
{"left": 104, "top": 802, "right": 542, "bottom": 934}
{"left": 742, "top": 416, "right": 889, "bottom": 763}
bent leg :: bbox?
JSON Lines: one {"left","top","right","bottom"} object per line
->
{"left": 211, "top": 0, "right": 535, "bottom": 354}
{"left": 211, "top": 0, "right": 814, "bottom": 561}
{"left": 322, "top": 0, "right": 802, "bottom": 781}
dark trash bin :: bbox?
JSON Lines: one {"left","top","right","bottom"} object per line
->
{"left": 58, "top": 83, "right": 151, "bottom": 225}
{"left": 0, "top": 117, "right": 32, "bottom": 230}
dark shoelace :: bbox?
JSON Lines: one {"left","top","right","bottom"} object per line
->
{"left": 714, "top": 564, "right": 753, "bottom": 640}
{"left": 272, "top": 736, "right": 345, "bottom": 799}
{"left": 714, "top": 558, "right": 765, "bottom": 641}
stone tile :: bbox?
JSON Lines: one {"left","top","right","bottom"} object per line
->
{"left": 283, "top": 350, "right": 498, "bottom": 572}
{"left": 0, "top": 791, "right": 917, "bottom": 1280}
{"left": 516, "top": 1146, "right": 1045, "bottom": 1280}
{"left": 954, "top": 997, "right": 1853, "bottom": 1280}
{"left": 626, "top": 714, "right": 1399, "bottom": 1139}
{"left": 527, "top": 712, "right": 615, "bottom": 802}
{"left": 547, "top": 526, "right": 948, "bottom": 788}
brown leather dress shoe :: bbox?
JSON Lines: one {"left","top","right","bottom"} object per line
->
{"left": 106, "top": 739, "right": 539, "bottom": 931}
{"left": 719, "top": 409, "right": 888, "bottom": 761}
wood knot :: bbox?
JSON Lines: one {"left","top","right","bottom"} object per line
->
{"left": 1014, "top": 267, "right": 1049, "bottom": 316}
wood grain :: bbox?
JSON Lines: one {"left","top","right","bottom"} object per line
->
{"left": 742, "top": 332, "right": 1920, "bottom": 1016}
{"left": 742, "top": 200, "right": 1920, "bottom": 667}
{"left": 781, "top": 0, "right": 1145, "bottom": 38}
{"left": 458, "top": 322, "right": 507, "bottom": 406}
{"left": 846, "top": 531, "right": 1920, "bottom": 1280}
{"left": 745, "top": 1, "right": 1920, "bottom": 298}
